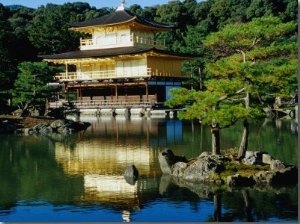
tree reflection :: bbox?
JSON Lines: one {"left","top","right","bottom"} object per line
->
{"left": 213, "top": 193, "right": 222, "bottom": 221}
{"left": 241, "top": 189, "right": 253, "bottom": 222}
{"left": 0, "top": 117, "right": 297, "bottom": 221}
{"left": 159, "top": 173, "right": 297, "bottom": 222}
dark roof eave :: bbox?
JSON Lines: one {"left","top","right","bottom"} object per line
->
{"left": 39, "top": 47, "right": 153, "bottom": 60}
{"left": 39, "top": 47, "right": 199, "bottom": 61}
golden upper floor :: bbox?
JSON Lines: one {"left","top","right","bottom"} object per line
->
{"left": 68, "top": 4, "right": 174, "bottom": 50}
{"left": 40, "top": 3, "right": 199, "bottom": 81}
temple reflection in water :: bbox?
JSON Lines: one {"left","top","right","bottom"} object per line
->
{"left": 53, "top": 115, "right": 181, "bottom": 219}
{"left": 0, "top": 116, "right": 297, "bottom": 222}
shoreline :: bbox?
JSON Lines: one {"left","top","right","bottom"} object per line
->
{"left": 0, "top": 115, "right": 57, "bottom": 129}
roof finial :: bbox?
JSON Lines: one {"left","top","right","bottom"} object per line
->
{"left": 116, "top": 0, "right": 125, "bottom": 11}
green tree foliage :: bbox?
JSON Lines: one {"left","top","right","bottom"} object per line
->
{"left": 165, "top": 80, "right": 262, "bottom": 154}
{"left": 8, "top": 6, "right": 36, "bottom": 61}
{"left": 0, "top": 0, "right": 297, "bottom": 116}
{"left": 245, "top": 0, "right": 293, "bottom": 21}
{"left": 0, "top": 4, "right": 18, "bottom": 111}
{"left": 180, "top": 24, "right": 213, "bottom": 90}
{"left": 0, "top": 2, "right": 111, "bottom": 113}
{"left": 12, "top": 61, "right": 63, "bottom": 113}
{"left": 128, "top": 4, "right": 143, "bottom": 16}
{"left": 166, "top": 16, "right": 296, "bottom": 155}
{"left": 283, "top": 0, "right": 298, "bottom": 22}
{"left": 155, "top": 0, "right": 198, "bottom": 51}
{"left": 208, "top": 0, "right": 251, "bottom": 30}
{"left": 0, "top": 0, "right": 295, "bottom": 56}
{"left": 26, "top": 3, "right": 110, "bottom": 54}
{"left": 203, "top": 16, "right": 297, "bottom": 102}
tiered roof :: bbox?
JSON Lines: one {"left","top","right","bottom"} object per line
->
{"left": 69, "top": 8, "right": 174, "bottom": 32}
{"left": 41, "top": 2, "right": 198, "bottom": 61}
{"left": 41, "top": 47, "right": 196, "bottom": 63}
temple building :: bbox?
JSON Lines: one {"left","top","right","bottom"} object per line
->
{"left": 41, "top": 1, "right": 198, "bottom": 110}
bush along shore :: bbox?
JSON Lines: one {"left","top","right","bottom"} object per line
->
{"left": 0, "top": 116, "right": 91, "bottom": 135}
{"left": 158, "top": 148, "right": 298, "bottom": 187}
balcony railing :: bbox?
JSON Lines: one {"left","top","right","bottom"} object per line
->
{"left": 54, "top": 68, "right": 177, "bottom": 82}
{"left": 80, "top": 34, "right": 165, "bottom": 50}
{"left": 48, "top": 98, "right": 157, "bottom": 109}
{"left": 55, "top": 68, "right": 150, "bottom": 81}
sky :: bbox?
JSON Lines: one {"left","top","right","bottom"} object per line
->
{"left": 0, "top": 0, "right": 176, "bottom": 9}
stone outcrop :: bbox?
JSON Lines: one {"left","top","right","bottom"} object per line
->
{"left": 159, "top": 149, "right": 229, "bottom": 183}
{"left": 172, "top": 153, "right": 230, "bottom": 183}
{"left": 3, "top": 118, "right": 90, "bottom": 135}
{"left": 158, "top": 148, "right": 298, "bottom": 187}
{"left": 27, "top": 119, "right": 90, "bottom": 135}
{"left": 158, "top": 148, "right": 188, "bottom": 174}
{"left": 11, "top": 109, "right": 23, "bottom": 117}
{"left": 244, "top": 151, "right": 284, "bottom": 168}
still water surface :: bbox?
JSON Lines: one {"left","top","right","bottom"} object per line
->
{"left": 0, "top": 115, "right": 298, "bottom": 222}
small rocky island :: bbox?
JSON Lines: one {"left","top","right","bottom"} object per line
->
{"left": 158, "top": 148, "right": 298, "bottom": 187}
{"left": 0, "top": 115, "right": 91, "bottom": 135}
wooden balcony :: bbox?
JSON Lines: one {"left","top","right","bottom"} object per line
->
{"left": 80, "top": 34, "right": 165, "bottom": 50}
{"left": 49, "top": 95, "right": 157, "bottom": 109}
{"left": 54, "top": 68, "right": 176, "bottom": 82}
{"left": 55, "top": 69, "right": 150, "bottom": 82}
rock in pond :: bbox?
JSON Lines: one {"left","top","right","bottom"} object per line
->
{"left": 158, "top": 148, "right": 188, "bottom": 174}
{"left": 23, "top": 119, "right": 91, "bottom": 135}
{"left": 124, "top": 165, "right": 139, "bottom": 185}
{"left": 158, "top": 149, "right": 298, "bottom": 186}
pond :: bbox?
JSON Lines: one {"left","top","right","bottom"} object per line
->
{"left": 0, "top": 115, "right": 298, "bottom": 222}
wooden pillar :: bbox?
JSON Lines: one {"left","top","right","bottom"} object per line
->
{"left": 76, "top": 89, "right": 79, "bottom": 100}
{"left": 115, "top": 84, "right": 118, "bottom": 99}
{"left": 110, "top": 86, "right": 113, "bottom": 102}
{"left": 145, "top": 82, "right": 149, "bottom": 101}
{"left": 66, "top": 90, "right": 69, "bottom": 101}
{"left": 65, "top": 63, "right": 68, "bottom": 79}
{"left": 64, "top": 82, "right": 68, "bottom": 101}
{"left": 45, "top": 98, "right": 49, "bottom": 111}
{"left": 79, "top": 81, "right": 82, "bottom": 100}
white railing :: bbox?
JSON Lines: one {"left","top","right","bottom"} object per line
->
{"left": 72, "top": 99, "right": 155, "bottom": 108}
{"left": 55, "top": 68, "right": 152, "bottom": 81}
{"left": 48, "top": 99, "right": 157, "bottom": 109}
{"left": 133, "top": 36, "right": 165, "bottom": 49}
{"left": 54, "top": 68, "right": 180, "bottom": 82}
{"left": 80, "top": 34, "right": 165, "bottom": 50}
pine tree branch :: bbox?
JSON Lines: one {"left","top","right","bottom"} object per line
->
{"left": 217, "top": 87, "right": 246, "bottom": 104}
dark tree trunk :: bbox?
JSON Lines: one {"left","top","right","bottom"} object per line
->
{"left": 238, "top": 119, "right": 249, "bottom": 159}
{"left": 211, "top": 123, "right": 221, "bottom": 155}
{"left": 20, "top": 102, "right": 30, "bottom": 117}
{"left": 238, "top": 91, "right": 250, "bottom": 159}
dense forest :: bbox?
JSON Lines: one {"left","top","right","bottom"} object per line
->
{"left": 0, "top": 0, "right": 297, "bottom": 114}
